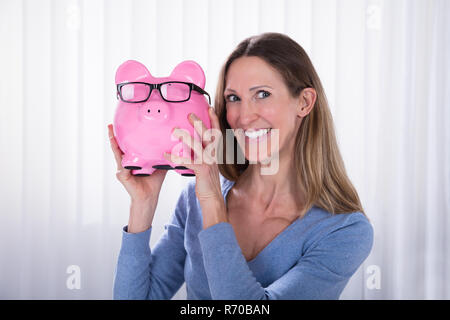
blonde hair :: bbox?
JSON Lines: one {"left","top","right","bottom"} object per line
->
{"left": 215, "top": 32, "right": 364, "bottom": 215}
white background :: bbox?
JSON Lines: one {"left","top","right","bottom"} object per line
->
{"left": 0, "top": 0, "right": 449, "bottom": 299}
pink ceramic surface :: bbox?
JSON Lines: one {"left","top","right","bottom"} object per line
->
{"left": 113, "top": 60, "right": 211, "bottom": 176}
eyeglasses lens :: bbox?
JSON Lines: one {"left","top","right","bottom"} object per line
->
{"left": 160, "top": 82, "right": 190, "bottom": 101}
{"left": 121, "top": 83, "right": 150, "bottom": 102}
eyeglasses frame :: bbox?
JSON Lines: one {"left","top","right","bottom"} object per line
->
{"left": 116, "top": 81, "right": 211, "bottom": 105}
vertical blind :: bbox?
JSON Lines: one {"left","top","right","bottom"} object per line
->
{"left": 0, "top": 0, "right": 449, "bottom": 299}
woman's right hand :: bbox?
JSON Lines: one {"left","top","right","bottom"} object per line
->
{"left": 108, "top": 124, "right": 168, "bottom": 233}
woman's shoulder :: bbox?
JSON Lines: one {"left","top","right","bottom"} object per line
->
{"left": 288, "top": 206, "right": 374, "bottom": 280}
{"left": 170, "top": 175, "right": 233, "bottom": 234}
{"left": 177, "top": 179, "right": 198, "bottom": 215}
{"left": 175, "top": 174, "right": 232, "bottom": 218}
{"left": 301, "top": 206, "right": 374, "bottom": 254}
{"left": 307, "top": 206, "right": 372, "bottom": 230}
{"left": 182, "top": 173, "right": 234, "bottom": 201}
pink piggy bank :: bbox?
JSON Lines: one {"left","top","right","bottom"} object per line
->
{"left": 113, "top": 60, "right": 212, "bottom": 177}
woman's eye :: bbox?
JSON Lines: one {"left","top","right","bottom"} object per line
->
{"left": 226, "top": 94, "right": 240, "bottom": 102}
{"left": 257, "top": 90, "right": 271, "bottom": 99}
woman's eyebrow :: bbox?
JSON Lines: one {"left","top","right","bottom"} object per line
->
{"left": 224, "top": 85, "right": 273, "bottom": 93}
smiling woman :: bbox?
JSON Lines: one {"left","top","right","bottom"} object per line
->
{"left": 112, "top": 32, "right": 373, "bottom": 300}
{"left": 215, "top": 33, "right": 365, "bottom": 217}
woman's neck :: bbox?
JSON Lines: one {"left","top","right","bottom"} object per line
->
{"left": 232, "top": 150, "right": 305, "bottom": 219}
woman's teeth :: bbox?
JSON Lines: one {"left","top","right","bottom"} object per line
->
{"left": 244, "top": 128, "right": 272, "bottom": 139}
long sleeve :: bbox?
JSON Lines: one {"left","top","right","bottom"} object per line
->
{"left": 197, "top": 212, "right": 373, "bottom": 300}
{"left": 113, "top": 188, "right": 188, "bottom": 300}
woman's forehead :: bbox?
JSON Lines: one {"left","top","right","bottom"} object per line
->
{"left": 225, "top": 56, "right": 284, "bottom": 90}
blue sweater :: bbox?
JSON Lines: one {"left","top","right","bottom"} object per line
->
{"left": 113, "top": 174, "right": 373, "bottom": 300}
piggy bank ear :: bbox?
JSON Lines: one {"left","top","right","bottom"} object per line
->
{"left": 170, "top": 60, "right": 206, "bottom": 89}
{"left": 115, "top": 60, "right": 151, "bottom": 84}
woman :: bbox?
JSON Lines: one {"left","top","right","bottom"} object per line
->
{"left": 110, "top": 32, "right": 373, "bottom": 300}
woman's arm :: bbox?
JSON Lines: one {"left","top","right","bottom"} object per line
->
{"left": 198, "top": 212, "right": 374, "bottom": 300}
{"left": 113, "top": 186, "right": 189, "bottom": 300}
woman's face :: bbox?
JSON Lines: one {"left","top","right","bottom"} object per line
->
{"left": 224, "top": 56, "right": 303, "bottom": 164}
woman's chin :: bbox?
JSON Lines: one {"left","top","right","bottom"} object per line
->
{"left": 244, "top": 152, "right": 273, "bottom": 165}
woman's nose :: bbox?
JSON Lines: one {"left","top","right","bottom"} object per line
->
{"left": 238, "top": 100, "right": 258, "bottom": 126}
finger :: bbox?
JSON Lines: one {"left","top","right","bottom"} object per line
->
{"left": 108, "top": 124, "right": 124, "bottom": 170}
{"left": 189, "top": 113, "right": 208, "bottom": 133}
{"left": 172, "top": 127, "right": 204, "bottom": 161}
{"left": 205, "top": 107, "right": 222, "bottom": 147}
{"left": 188, "top": 111, "right": 222, "bottom": 163}
{"left": 188, "top": 113, "right": 210, "bottom": 148}
{"left": 208, "top": 107, "right": 221, "bottom": 131}
{"left": 188, "top": 113, "right": 207, "bottom": 146}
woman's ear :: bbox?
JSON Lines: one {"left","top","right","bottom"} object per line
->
{"left": 297, "top": 88, "right": 317, "bottom": 117}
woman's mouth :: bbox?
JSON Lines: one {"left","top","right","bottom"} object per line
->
{"left": 243, "top": 128, "right": 273, "bottom": 144}
{"left": 244, "top": 128, "right": 272, "bottom": 139}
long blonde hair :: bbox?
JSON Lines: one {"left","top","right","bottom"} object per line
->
{"left": 215, "top": 32, "right": 364, "bottom": 215}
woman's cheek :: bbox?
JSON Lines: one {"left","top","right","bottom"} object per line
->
{"left": 226, "top": 107, "right": 238, "bottom": 128}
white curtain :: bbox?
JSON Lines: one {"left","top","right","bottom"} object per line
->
{"left": 0, "top": 0, "right": 448, "bottom": 299}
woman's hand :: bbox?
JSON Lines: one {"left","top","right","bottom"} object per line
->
{"left": 164, "top": 107, "right": 228, "bottom": 229}
{"left": 108, "top": 124, "right": 168, "bottom": 233}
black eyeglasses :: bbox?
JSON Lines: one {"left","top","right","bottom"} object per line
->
{"left": 117, "top": 81, "right": 211, "bottom": 105}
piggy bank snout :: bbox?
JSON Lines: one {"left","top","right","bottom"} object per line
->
{"left": 141, "top": 101, "right": 170, "bottom": 122}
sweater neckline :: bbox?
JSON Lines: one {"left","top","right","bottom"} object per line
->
{"left": 220, "top": 175, "right": 315, "bottom": 264}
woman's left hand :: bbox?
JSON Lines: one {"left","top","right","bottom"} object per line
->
{"left": 164, "top": 107, "right": 227, "bottom": 228}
